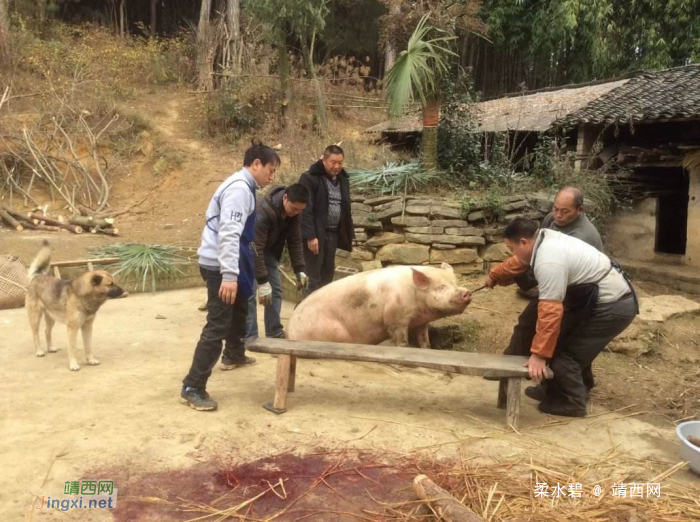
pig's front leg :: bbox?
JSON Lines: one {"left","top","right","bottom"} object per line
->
{"left": 414, "top": 325, "right": 431, "bottom": 349}
{"left": 388, "top": 323, "right": 410, "bottom": 347}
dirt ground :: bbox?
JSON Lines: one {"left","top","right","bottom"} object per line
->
{"left": 2, "top": 89, "right": 699, "bottom": 520}
{"left": 1, "top": 285, "right": 698, "bottom": 521}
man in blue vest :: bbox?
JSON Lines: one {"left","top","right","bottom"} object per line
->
{"left": 181, "top": 141, "right": 280, "bottom": 411}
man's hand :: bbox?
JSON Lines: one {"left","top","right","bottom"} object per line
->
{"left": 307, "top": 238, "right": 319, "bottom": 255}
{"left": 524, "top": 353, "right": 549, "bottom": 381}
{"left": 295, "top": 272, "right": 309, "bottom": 290}
{"left": 484, "top": 274, "right": 497, "bottom": 288}
{"left": 219, "top": 281, "right": 238, "bottom": 305}
{"left": 258, "top": 282, "right": 273, "bottom": 306}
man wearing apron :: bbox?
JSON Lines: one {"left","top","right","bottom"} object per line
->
{"left": 181, "top": 142, "right": 280, "bottom": 411}
{"left": 485, "top": 218, "right": 638, "bottom": 417}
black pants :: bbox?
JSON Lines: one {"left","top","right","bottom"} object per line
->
{"left": 304, "top": 230, "right": 338, "bottom": 293}
{"left": 182, "top": 267, "right": 248, "bottom": 390}
{"left": 504, "top": 299, "right": 596, "bottom": 389}
{"left": 549, "top": 296, "right": 636, "bottom": 408}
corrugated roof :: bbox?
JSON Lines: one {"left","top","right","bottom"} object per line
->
{"left": 558, "top": 64, "right": 700, "bottom": 126}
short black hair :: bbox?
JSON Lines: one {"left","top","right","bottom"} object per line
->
{"left": 558, "top": 186, "right": 584, "bottom": 208}
{"left": 243, "top": 139, "right": 281, "bottom": 167}
{"left": 284, "top": 183, "right": 309, "bottom": 205}
{"left": 503, "top": 218, "right": 539, "bottom": 241}
{"left": 323, "top": 145, "right": 344, "bottom": 158}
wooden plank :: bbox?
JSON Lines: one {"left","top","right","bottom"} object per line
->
{"left": 87, "top": 262, "right": 94, "bottom": 271}
{"left": 264, "top": 354, "right": 291, "bottom": 414}
{"left": 506, "top": 378, "right": 521, "bottom": 429}
{"left": 249, "top": 338, "right": 554, "bottom": 379}
{"left": 52, "top": 266, "right": 61, "bottom": 278}
{"left": 50, "top": 257, "right": 120, "bottom": 268}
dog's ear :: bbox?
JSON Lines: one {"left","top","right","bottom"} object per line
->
{"left": 91, "top": 274, "right": 104, "bottom": 286}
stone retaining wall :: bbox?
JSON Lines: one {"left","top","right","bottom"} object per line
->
{"left": 337, "top": 194, "right": 552, "bottom": 273}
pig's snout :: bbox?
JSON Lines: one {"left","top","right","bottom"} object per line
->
{"left": 461, "top": 290, "right": 471, "bottom": 303}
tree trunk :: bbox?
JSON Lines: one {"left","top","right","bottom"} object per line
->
{"left": 301, "top": 33, "right": 328, "bottom": 137}
{"left": 150, "top": 0, "right": 157, "bottom": 38}
{"left": 421, "top": 100, "right": 439, "bottom": 169}
{"left": 196, "top": 0, "right": 213, "bottom": 91}
{"left": 383, "top": 1, "right": 400, "bottom": 76}
{"left": 277, "top": 28, "right": 291, "bottom": 127}
{"left": 225, "top": 0, "right": 240, "bottom": 73}
{"left": 0, "top": 0, "right": 9, "bottom": 62}
{"left": 35, "top": 0, "right": 47, "bottom": 22}
{"left": 118, "top": 0, "right": 126, "bottom": 38}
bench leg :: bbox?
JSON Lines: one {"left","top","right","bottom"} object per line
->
{"left": 288, "top": 355, "right": 296, "bottom": 393}
{"left": 506, "top": 378, "right": 521, "bottom": 429}
{"left": 264, "top": 354, "right": 291, "bottom": 415}
{"left": 497, "top": 378, "right": 507, "bottom": 409}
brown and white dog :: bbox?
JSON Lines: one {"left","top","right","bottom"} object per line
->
{"left": 25, "top": 241, "right": 124, "bottom": 371}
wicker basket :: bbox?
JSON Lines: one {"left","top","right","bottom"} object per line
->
{"left": 0, "top": 255, "right": 29, "bottom": 310}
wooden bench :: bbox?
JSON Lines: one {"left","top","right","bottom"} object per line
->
{"left": 248, "top": 338, "right": 553, "bottom": 429}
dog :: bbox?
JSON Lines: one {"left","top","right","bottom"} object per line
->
{"left": 25, "top": 241, "right": 124, "bottom": 371}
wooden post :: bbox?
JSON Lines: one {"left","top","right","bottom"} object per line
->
{"left": 575, "top": 124, "right": 598, "bottom": 171}
{"left": 413, "top": 474, "right": 483, "bottom": 522}
{"left": 506, "top": 378, "right": 521, "bottom": 429}
{"left": 52, "top": 266, "right": 61, "bottom": 278}
{"left": 264, "top": 354, "right": 291, "bottom": 414}
{"left": 288, "top": 355, "right": 296, "bottom": 393}
{"left": 497, "top": 378, "right": 507, "bottom": 410}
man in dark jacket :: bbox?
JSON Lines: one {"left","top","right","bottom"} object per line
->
{"left": 246, "top": 184, "right": 309, "bottom": 340}
{"left": 298, "top": 145, "right": 354, "bottom": 292}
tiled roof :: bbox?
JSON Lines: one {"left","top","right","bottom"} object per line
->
{"left": 558, "top": 64, "right": 700, "bottom": 126}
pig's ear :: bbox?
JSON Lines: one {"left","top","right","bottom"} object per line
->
{"left": 440, "top": 262, "right": 454, "bottom": 273}
{"left": 411, "top": 268, "right": 431, "bottom": 290}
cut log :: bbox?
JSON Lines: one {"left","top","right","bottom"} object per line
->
{"left": 68, "top": 216, "right": 115, "bottom": 229}
{"left": 413, "top": 475, "right": 483, "bottom": 522}
{"left": 34, "top": 224, "right": 61, "bottom": 232}
{"left": 91, "top": 227, "right": 119, "bottom": 237}
{"left": 27, "top": 213, "right": 83, "bottom": 234}
{"left": 77, "top": 204, "right": 94, "bottom": 217}
{"left": 0, "top": 206, "right": 24, "bottom": 231}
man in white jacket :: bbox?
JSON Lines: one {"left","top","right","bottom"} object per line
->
{"left": 181, "top": 141, "right": 280, "bottom": 411}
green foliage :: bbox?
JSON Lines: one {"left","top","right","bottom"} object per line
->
{"left": 437, "top": 81, "right": 481, "bottom": 177}
{"left": 206, "top": 90, "right": 258, "bottom": 141}
{"left": 481, "top": 0, "right": 700, "bottom": 89}
{"left": 347, "top": 161, "right": 439, "bottom": 195}
{"left": 384, "top": 14, "right": 456, "bottom": 117}
{"left": 91, "top": 243, "right": 187, "bottom": 293}
{"left": 205, "top": 78, "right": 280, "bottom": 141}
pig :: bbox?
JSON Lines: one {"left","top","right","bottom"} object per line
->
{"left": 287, "top": 263, "right": 471, "bottom": 347}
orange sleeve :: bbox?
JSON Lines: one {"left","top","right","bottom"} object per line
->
{"left": 531, "top": 300, "right": 564, "bottom": 359}
{"left": 489, "top": 255, "right": 529, "bottom": 286}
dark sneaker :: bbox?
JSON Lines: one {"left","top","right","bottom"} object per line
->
{"left": 180, "top": 387, "right": 217, "bottom": 411}
{"left": 525, "top": 385, "right": 548, "bottom": 402}
{"left": 538, "top": 399, "right": 586, "bottom": 418}
{"left": 221, "top": 355, "right": 257, "bottom": 370}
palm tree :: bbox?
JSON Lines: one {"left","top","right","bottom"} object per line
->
{"left": 384, "top": 14, "right": 456, "bottom": 169}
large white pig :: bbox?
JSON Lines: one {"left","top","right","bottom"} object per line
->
{"left": 287, "top": 263, "right": 471, "bottom": 347}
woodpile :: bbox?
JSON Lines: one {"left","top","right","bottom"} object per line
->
{"left": 0, "top": 203, "right": 120, "bottom": 236}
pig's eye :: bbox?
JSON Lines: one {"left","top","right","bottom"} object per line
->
{"left": 437, "top": 285, "right": 446, "bottom": 291}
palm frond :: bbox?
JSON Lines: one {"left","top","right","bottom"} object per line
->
{"left": 91, "top": 243, "right": 188, "bottom": 293}
{"left": 385, "top": 13, "right": 457, "bottom": 117}
{"left": 347, "top": 162, "right": 439, "bottom": 195}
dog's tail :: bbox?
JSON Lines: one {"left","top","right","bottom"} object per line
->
{"left": 28, "top": 240, "right": 52, "bottom": 278}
